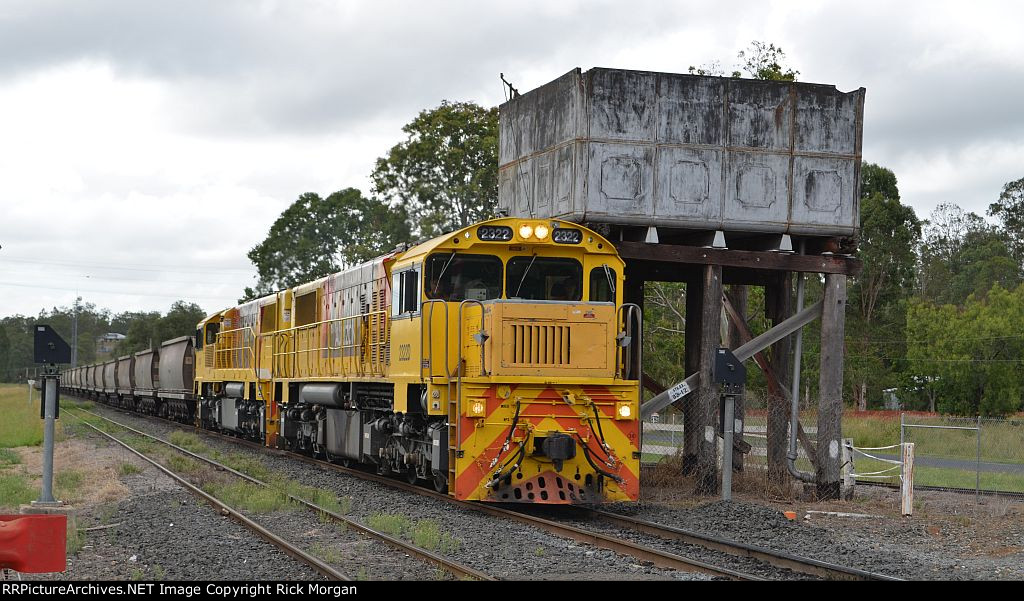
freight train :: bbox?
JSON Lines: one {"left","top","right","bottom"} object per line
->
{"left": 61, "top": 217, "right": 642, "bottom": 504}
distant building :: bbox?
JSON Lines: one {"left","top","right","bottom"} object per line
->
{"left": 95, "top": 333, "right": 126, "bottom": 362}
{"left": 882, "top": 388, "right": 901, "bottom": 411}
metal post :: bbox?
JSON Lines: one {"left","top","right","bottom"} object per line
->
{"left": 722, "top": 394, "right": 734, "bottom": 502}
{"left": 35, "top": 372, "right": 59, "bottom": 505}
{"left": 976, "top": 415, "right": 981, "bottom": 504}
{"left": 900, "top": 412, "right": 904, "bottom": 451}
{"left": 27, "top": 380, "right": 34, "bottom": 405}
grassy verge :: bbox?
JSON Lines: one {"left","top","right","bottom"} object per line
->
{"left": 0, "top": 473, "right": 37, "bottom": 509}
{"left": 366, "top": 512, "right": 459, "bottom": 553}
{"left": 0, "top": 384, "right": 47, "bottom": 447}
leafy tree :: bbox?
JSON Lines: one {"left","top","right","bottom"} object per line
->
{"left": 688, "top": 40, "right": 800, "bottom": 82}
{"left": 906, "top": 285, "right": 1024, "bottom": 416}
{"left": 860, "top": 163, "right": 900, "bottom": 201}
{"left": 244, "top": 188, "right": 410, "bottom": 300}
{"left": 847, "top": 164, "right": 921, "bottom": 409}
{"left": 919, "top": 203, "right": 1018, "bottom": 305}
{"left": 736, "top": 41, "right": 799, "bottom": 81}
{"left": 987, "top": 176, "right": 1024, "bottom": 264}
{"left": 371, "top": 101, "right": 498, "bottom": 238}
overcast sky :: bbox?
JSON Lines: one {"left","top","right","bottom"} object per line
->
{"left": 1, "top": 0, "right": 1022, "bottom": 319}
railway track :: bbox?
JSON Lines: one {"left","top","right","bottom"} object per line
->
{"left": 75, "top": 400, "right": 905, "bottom": 581}
{"left": 573, "top": 509, "right": 901, "bottom": 581}
{"left": 67, "top": 407, "right": 493, "bottom": 581}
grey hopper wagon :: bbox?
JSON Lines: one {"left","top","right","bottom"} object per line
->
{"left": 102, "top": 360, "right": 117, "bottom": 395}
{"left": 116, "top": 355, "right": 135, "bottom": 396}
{"left": 133, "top": 348, "right": 160, "bottom": 396}
{"left": 498, "top": 67, "right": 865, "bottom": 242}
{"left": 158, "top": 336, "right": 195, "bottom": 400}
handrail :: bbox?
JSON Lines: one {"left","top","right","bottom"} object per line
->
{"left": 616, "top": 303, "right": 642, "bottom": 382}
{"left": 214, "top": 326, "right": 258, "bottom": 371}
{"left": 420, "top": 300, "right": 450, "bottom": 381}
{"left": 455, "top": 300, "right": 487, "bottom": 460}
{"left": 259, "top": 311, "right": 388, "bottom": 380}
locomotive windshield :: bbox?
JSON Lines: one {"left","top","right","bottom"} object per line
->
{"left": 425, "top": 253, "right": 503, "bottom": 301}
{"left": 506, "top": 257, "right": 582, "bottom": 301}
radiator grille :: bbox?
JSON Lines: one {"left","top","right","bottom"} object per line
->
{"left": 510, "top": 324, "right": 570, "bottom": 365}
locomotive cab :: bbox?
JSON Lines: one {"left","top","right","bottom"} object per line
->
{"left": 388, "top": 218, "right": 642, "bottom": 503}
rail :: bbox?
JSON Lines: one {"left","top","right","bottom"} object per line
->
{"left": 83, "top": 400, "right": 906, "bottom": 582}
{"left": 68, "top": 407, "right": 492, "bottom": 581}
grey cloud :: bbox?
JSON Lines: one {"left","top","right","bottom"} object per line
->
{"left": 0, "top": 0, "right": 698, "bottom": 136}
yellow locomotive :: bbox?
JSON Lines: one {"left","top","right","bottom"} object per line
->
{"left": 194, "top": 217, "right": 641, "bottom": 504}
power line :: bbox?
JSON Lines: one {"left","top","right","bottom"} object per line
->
{"left": 0, "top": 280, "right": 237, "bottom": 303}
{"left": 0, "top": 267, "right": 236, "bottom": 286}
{"left": 0, "top": 256, "right": 254, "bottom": 275}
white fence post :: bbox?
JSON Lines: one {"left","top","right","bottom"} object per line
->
{"left": 901, "top": 442, "right": 915, "bottom": 516}
{"left": 842, "top": 438, "right": 855, "bottom": 491}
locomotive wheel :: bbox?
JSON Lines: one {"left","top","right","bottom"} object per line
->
{"left": 405, "top": 467, "right": 418, "bottom": 485}
{"left": 433, "top": 473, "right": 448, "bottom": 493}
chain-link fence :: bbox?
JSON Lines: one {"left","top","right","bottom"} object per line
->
{"left": 642, "top": 406, "right": 1024, "bottom": 500}
{"left": 642, "top": 395, "right": 823, "bottom": 499}
{"left": 895, "top": 414, "right": 1024, "bottom": 497}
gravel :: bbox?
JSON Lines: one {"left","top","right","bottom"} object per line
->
{"left": 30, "top": 460, "right": 324, "bottom": 581}
{"left": 80, "top": 404, "right": 1024, "bottom": 581}
{"left": 604, "top": 497, "right": 1024, "bottom": 580}
{"left": 84, "top": 405, "right": 709, "bottom": 581}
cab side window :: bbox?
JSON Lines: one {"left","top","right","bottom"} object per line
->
{"left": 589, "top": 266, "right": 617, "bottom": 302}
{"left": 205, "top": 323, "right": 220, "bottom": 345}
{"left": 392, "top": 268, "right": 421, "bottom": 317}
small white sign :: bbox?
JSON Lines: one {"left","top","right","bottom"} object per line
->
{"left": 667, "top": 380, "right": 691, "bottom": 402}
{"left": 704, "top": 425, "right": 715, "bottom": 443}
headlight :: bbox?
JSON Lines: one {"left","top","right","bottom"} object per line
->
{"left": 518, "top": 224, "right": 534, "bottom": 239}
{"left": 469, "top": 401, "right": 486, "bottom": 417}
{"left": 616, "top": 402, "right": 633, "bottom": 420}
{"left": 534, "top": 224, "right": 550, "bottom": 240}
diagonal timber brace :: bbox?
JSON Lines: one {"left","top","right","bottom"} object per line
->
{"left": 722, "top": 291, "right": 818, "bottom": 468}
{"left": 640, "top": 300, "right": 823, "bottom": 419}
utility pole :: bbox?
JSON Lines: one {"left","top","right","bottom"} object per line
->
{"left": 71, "top": 296, "right": 81, "bottom": 368}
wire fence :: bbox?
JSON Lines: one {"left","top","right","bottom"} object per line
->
{"left": 642, "top": 406, "right": 1024, "bottom": 501}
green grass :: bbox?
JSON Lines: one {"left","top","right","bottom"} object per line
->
{"left": 165, "top": 455, "right": 203, "bottom": 475}
{"left": 852, "top": 455, "right": 1024, "bottom": 493}
{"left": 123, "top": 435, "right": 158, "bottom": 456}
{"left": 309, "top": 542, "right": 346, "bottom": 565}
{"left": 168, "top": 431, "right": 209, "bottom": 454}
{"left": 365, "top": 512, "right": 459, "bottom": 553}
{"left": 66, "top": 516, "right": 84, "bottom": 555}
{"left": 0, "top": 473, "right": 37, "bottom": 509}
{"left": 409, "top": 519, "right": 460, "bottom": 553}
{"left": 0, "top": 448, "right": 21, "bottom": 466}
{"left": 366, "top": 512, "right": 412, "bottom": 536}
{"left": 212, "top": 452, "right": 273, "bottom": 482}
{"left": 118, "top": 462, "right": 142, "bottom": 476}
{"left": 0, "top": 384, "right": 47, "bottom": 447}
{"left": 203, "top": 481, "right": 292, "bottom": 513}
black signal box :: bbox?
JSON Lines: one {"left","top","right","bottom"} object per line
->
{"left": 33, "top": 324, "right": 71, "bottom": 365}
{"left": 713, "top": 347, "right": 746, "bottom": 394}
